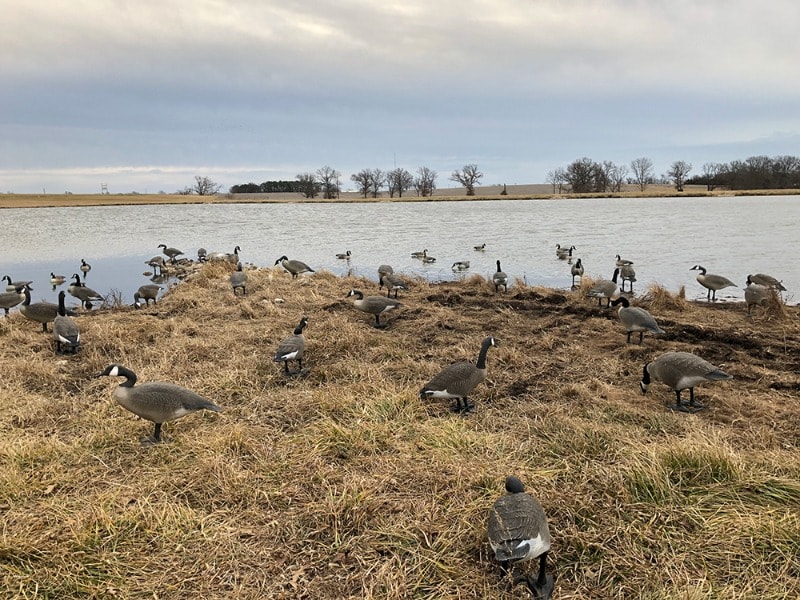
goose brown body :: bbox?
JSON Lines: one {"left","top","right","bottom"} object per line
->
{"left": 691, "top": 265, "right": 736, "bottom": 301}
{"left": 0, "top": 286, "right": 25, "bottom": 315}
{"left": 493, "top": 261, "right": 508, "bottom": 293}
{"left": 20, "top": 287, "right": 60, "bottom": 331}
{"left": 610, "top": 297, "right": 665, "bottom": 344}
{"left": 747, "top": 273, "right": 785, "bottom": 291}
{"left": 53, "top": 290, "right": 80, "bottom": 354}
{"left": 68, "top": 274, "right": 103, "bottom": 309}
{"left": 346, "top": 289, "right": 401, "bottom": 328}
{"left": 230, "top": 263, "right": 248, "bottom": 295}
{"left": 420, "top": 336, "right": 496, "bottom": 412}
{"left": 275, "top": 256, "right": 314, "bottom": 278}
{"left": 589, "top": 268, "right": 620, "bottom": 307}
{"left": 273, "top": 317, "right": 308, "bottom": 374}
{"left": 640, "top": 351, "right": 732, "bottom": 412}
{"left": 744, "top": 281, "right": 769, "bottom": 314}
{"left": 134, "top": 284, "right": 161, "bottom": 308}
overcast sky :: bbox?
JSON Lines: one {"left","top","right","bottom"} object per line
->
{"left": 2, "top": 1, "right": 799, "bottom": 194}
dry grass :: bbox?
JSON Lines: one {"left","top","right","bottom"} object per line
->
{"left": 1, "top": 265, "right": 799, "bottom": 598}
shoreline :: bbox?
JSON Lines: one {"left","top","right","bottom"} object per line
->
{"left": 1, "top": 187, "right": 799, "bottom": 209}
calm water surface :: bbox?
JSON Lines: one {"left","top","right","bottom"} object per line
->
{"left": 1, "top": 196, "right": 797, "bottom": 308}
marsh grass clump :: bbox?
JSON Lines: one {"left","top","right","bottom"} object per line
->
{"left": 1, "top": 262, "right": 799, "bottom": 598}
{"left": 642, "top": 282, "right": 688, "bottom": 312}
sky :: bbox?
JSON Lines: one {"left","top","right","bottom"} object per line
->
{"left": 2, "top": 0, "right": 799, "bottom": 194}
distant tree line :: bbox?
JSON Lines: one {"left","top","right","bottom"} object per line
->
{"left": 687, "top": 155, "right": 800, "bottom": 191}
{"left": 229, "top": 180, "right": 300, "bottom": 194}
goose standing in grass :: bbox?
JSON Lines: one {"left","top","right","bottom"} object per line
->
{"left": 80, "top": 259, "right": 92, "bottom": 276}
{"left": 452, "top": 261, "right": 470, "bottom": 271}
{"left": 411, "top": 249, "right": 428, "bottom": 259}
{"left": 556, "top": 245, "right": 576, "bottom": 260}
{"left": 419, "top": 336, "right": 497, "bottom": 413}
{"left": 0, "top": 285, "right": 26, "bottom": 316}
{"left": 690, "top": 265, "right": 736, "bottom": 301}
{"left": 68, "top": 274, "right": 103, "bottom": 309}
{"left": 570, "top": 258, "right": 584, "bottom": 288}
{"left": 615, "top": 254, "right": 634, "bottom": 267}
{"left": 273, "top": 316, "right": 308, "bottom": 375}
{"left": 610, "top": 297, "right": 665, "bottom": 344}
{"left": 488, "top": 476, "right": 554, "bottom": 599}
{"left": 96, "top": 364, "right": 222, "bottom": 444}
{"left": 275, "top": 256, "right": 314, "bottom": 279}
{"left": 744, "top": 280, "right": 769, "bottom": 314}
{"left": 3, "top": 275, "right": 33, "bottom": 292}
{"left": 19, "top": 286, "right": 60, "bottom": 331}
{"left": 619, "top": 263, "right": 637, "bottom": 293}
{"left": 197, "top": 248, "right": 208, "bottom": 262}
{"left": 53, "top": 290, "right": 80, "bottom": 354}
{"left": 158, "top": 243, "right": 184, "bottom": 263}
{"left": 230, "top": 263, "right": 248, "bottom": 296}
{"left": 336, "top": 250, "right": 352, "bottom": 260}
{"left": 50, "top": 272, "right": 67, "bottom": 288}
{"left": 588, "top": 268, "right": 620, "bottom": 307}
{"left": 346, "top": 289, "right": 401, "bottom": 328}
{"left": 640, "top": 351, "right": 732, "bottom": 413}
{"left": 474, "top": 243, "right": 486, "bottom": 251}
{"left": 493, "top": 260, "right": 508, "bottom": 293}
{"left": 134, "top": 284, "right": 162, "bottom": 308}
{"left": 747, "top": 273, "right": 786, "bottom": 292}
{"left": 380, "top": 273, "right": 408, "bottom": 299}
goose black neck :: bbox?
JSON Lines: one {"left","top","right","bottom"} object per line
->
{"left": 117, "top": 366, "right": 138, "bottom": 387}
{"left": 496, "top": 261, "right": 502, "bottom": 273}
{"left": 294, "top": 319, "right": 308, "bottom": 334}
{"left": 476, "top": 337, "right": 494, "bottom": 369}
{"left": 611, "top": 296, "right": 629, "bottom": 308}
{"left": 22, "top": 287, "right": 31, "bottom": 306}
{"left": 57, "top": 292, "right": 67, "bottom": 316}
{"left": 641, "top": 362, "right": 651, "bottom": 385}
{"left": 612, "top": 268, "right": 620, "bottom": 283}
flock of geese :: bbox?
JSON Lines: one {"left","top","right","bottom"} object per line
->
{"left": 2, "top": 238, "right": 791, "bottom": 598}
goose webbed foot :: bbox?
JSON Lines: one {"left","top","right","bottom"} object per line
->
{"left": 514, "top": 572, "right": 555, "bottom": 600}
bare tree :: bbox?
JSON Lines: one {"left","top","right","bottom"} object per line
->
{"left": 192, "top": 176, "right": 222, "bottom": 196}
{"left": 545, "top": 168, "right": 566, "bottom": 194}
{"left": 605, "top": 162, "right": 629, "bottom": 192}
{"left": 414, "top": 166, "right": 437, "bottom": 197}
{"left": 449, "top": 163, "right": 483, "bottom": 196}
{"left": 386, "top": 168, "right": 414, "bottom": 198}
{"left": 368, "top": 169, "right": 385, "bottom": 198}
{"left": 296, "top": 173, "right": 320, "bottom": 198}
{"left": 316, "top": 166, "right": 341, "bottom": 199}
{"left": 563, "top": 157, "right": 597, "bottom": 193}
{"left": 701, "top": 163, "right": 723, "bottom": 191}
{"left": 630, "top": 157, "right": 654, "bottom": 192}
{"left": 350, "top": 170, "right": 372, "bottom": 198}
{"left": 667, "top": 160, "right": 692, "bottom": 192}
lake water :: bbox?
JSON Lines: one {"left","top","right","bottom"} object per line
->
{"left": 1, "top": 195, "right": 797, "bottom": 308}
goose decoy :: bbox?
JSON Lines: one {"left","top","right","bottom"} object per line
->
{"left": 0, "top": 285, "right": 26, "bottom": 316}
{"left": 145, "top": 256, "right": 166, "bottom": 275}
{"left": 570, "top": 258, "right": 584, "bottom": 288}
{"left": 275, "top": 256, "right": 314, "bottom": 279}
{"left": 230, "top": 263, "right": 247, "bottom": 296}
{"left": 615, "top": 254, "right": 634, "bottom": 267}
{"left": 197, "top": 248, "right": 208, "bottom": 262}
{"left": 474, "top": 243, "right": 486, "bottom": 251}
{"left": 411, "top": 249, "right": 428, "bottom": 259}
{"left": 690, "top": 265, "right": 736, "bottom": 301}
{"left": 336, "top": 250, "right": 352, "bottom": 259}
{"left": 380, "top": 273, "right": 408, "bottom": 299}
{"left": 555, "top": 245, "right": 575, "bottom": 260}
{"left": 493, "top": 260, "right": 508, "bottom": 293}
{"left": 3, "top": 275, "right": 33, "bottom": 292}
{"left": 19, "top": 286, "right": 60, "bottom": 332}
{"left": 588, "top": 268, "right": 620, "bottom": 307}
{"left": 747, "top": 273, "right": 786, "bottom": 292}
{"left": 53, "top": 290, "right": 80, "bottom": 354}
{"left": 50, "top": 272, "right": 67, "bottom": 288}
{"left": 488, "top": 476, "right": 554, "bottom": 599}
{"left": 346, "top": 289, "right": 401, "bottom": 328}
{"left": 96, "top": 364, "right": 222, "bottom": 444}
{"left": 68, "top": 274, "right": 103, "bottom": 309}
{"left": 610, "top": 297, "right": 665, "bottom": 344}
{"left": 419, "top": 336, "right": 497, "bottom": 413}
{"left": 80, "top": 259, "right": 92, "bottom": 275}
{"left": 273, "top": 316, "right": 308, "bottom": 375}
{"left": 134, "top": 284, "right": 162, "bottom": 308}
{"left": 158, "top": 243, "right": 184, "bottom": 263}
{"left": 744, "top": 280, "right": 769, "bottom": 314}
{"left": 377, "top": 264, "right": 394, "bottom": 280}
{"left": 640, "top": 351, "right": 732, "bottom": 412}
{"left": 452, "top": 261, "right": 470, "bottom": 271}
{"left": 619, "top": 263, "right": 637, "bottom": 293}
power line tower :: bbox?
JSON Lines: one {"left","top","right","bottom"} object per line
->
{"left": 100, "top": 183, "right": 109, "bottom": 195}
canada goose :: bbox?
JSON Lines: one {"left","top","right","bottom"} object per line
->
{"left": 145, "top": 256, "right": 166, "bottom": 274}
{"left": 346, "top": 289, "right": 401, "bottom": 328}
{"left": 68, "top": 274, "right": 103, "bottom": 309}
{"left": 380, "top": 273, "right": 408, "bottom": 299}
{"left": 570, "top": 258, "right": 584, "bottom": 288}
{"left": 197, "top": 248, "right": 208, "bottom": 262}
{"left": 336, "top": 250, "right": 352, "bottom": 259}
{"left": 96, "top": 364, "right": 222, "bottom": 444}
{"left": 690, "top": 265, "right": 736, "bottom": 301}
{"left": 3, "top": 275, "right": 33, "bottom": 292}
{"left": 640, "top": 351, "right": 732, "bottom": 412}
{"left": 377, "top": 264, "right": 394, "bottom": 280}
{"left": 273, "top": 316, "right": 308, "bottom": 375}
{"left": 619, "top": 263, "right": 637, "bottom": 293}
{"left": 744, "top": 281, "right": 769, "bottom": 314}
{"left": 0, "top": 285, "right": 26, "bottom": 316}
{"left": 53, "top": 290, "right": 80, "bottom": 354}
{"left": 275, "top": 256, "right": 314, "bottom": 278}
{"left": 80, "top": 259, "right": 92, "bottom": 275}
{"left": 610, "top": 297, "right": 665, "bottom": 344}
{"left": 452, "top": 261, "right": 470, "bottom": 271}
{"left": 411, "top": 249, "right": 428, "bottom": 259}
{"left": 134, "top": 284, "right": 162, "bottom": 308}
{"left": 615, "top": 254, "right": 634, "bottom": 267}
{"left": 230, "top": 263, "right": 248, "bottom": 296}
{"left": 50, "top": 272, "right": 67, "bottom": 287}
{"left": 419, "top": 336, "right": 497, "bottom": 413}
{"left": 588, "top": 268, "right": 620, "bottom": 307}
{"left": 556, "top": 245, "right": 575, "bottom": 260}
{"left": 19, "top": 286, "right": 60, "bottom": 332}
{"left": 158, "top": 243, "right": 184, "bottom": 263}
{"left": 493, "top": 260, "right": 508, "bottom": 293}
{"left": 227, "top": 245, "right": 242, "bottom": 264}
{"left": 747, "top": 273, "right": 786, "bottom": 292}
{"left": 488, "top": 476, "right": 554, "bottom": 599}
{"left": 474, "top": 243, "right": 486, "bottom": 251}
